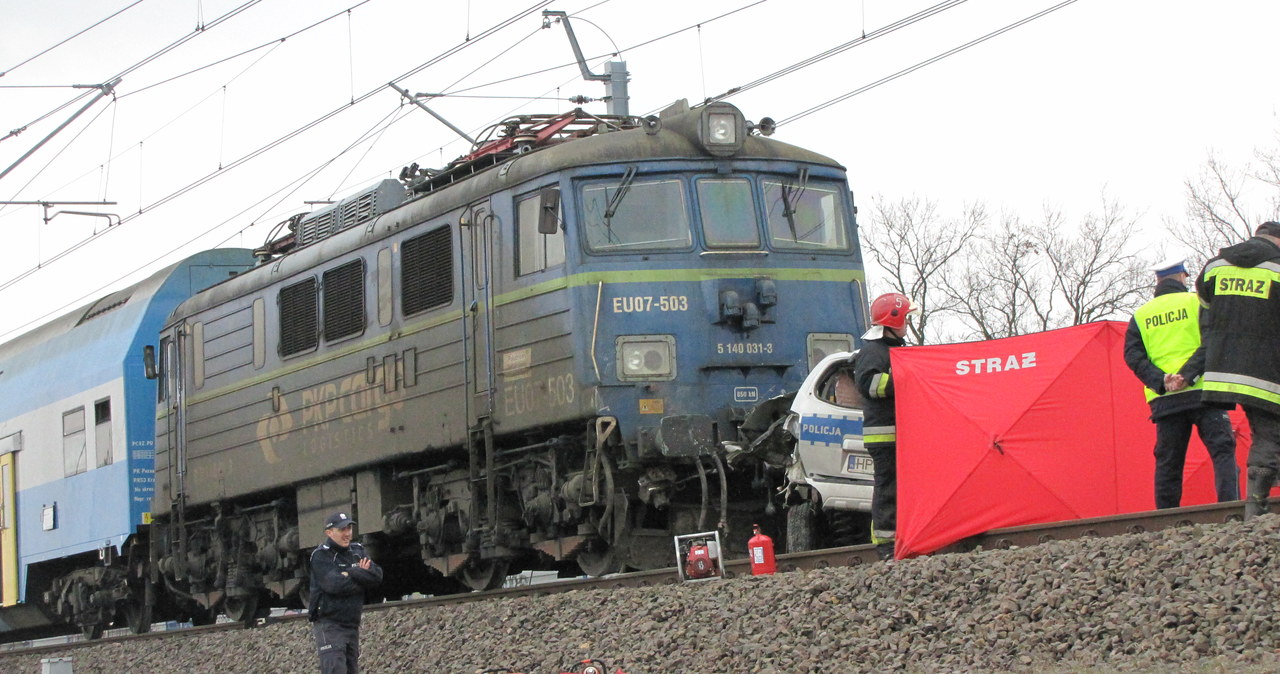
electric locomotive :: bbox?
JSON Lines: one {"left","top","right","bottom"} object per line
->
{"left": 143, "top": 100, "right": 869, "bottom": 628}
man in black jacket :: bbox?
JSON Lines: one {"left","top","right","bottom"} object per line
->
{"left": 854, "top": 292, "right": 917, "bottom": 561}
{"left": 1124, "top": 258, "right": 1237, "bottom": 509}
{"left": 1196, "top": 221, "right": 1280, "bottom": 519}
{"left": 309, "top": 512, "right": 383, "bottom": 674}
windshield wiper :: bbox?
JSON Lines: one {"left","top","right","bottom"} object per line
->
{"left": 780, "top": 167, "right": 809, "bottom": 241}
{"left": 604, "top": 166, "right": 638, "bottom": 231}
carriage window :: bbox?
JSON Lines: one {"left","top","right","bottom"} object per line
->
{"left": 763, "top": 180, "right": 849, "bottom": 251}
{"left": 581, "top": 178, "right": 691, "bottom": 252}
{"left": 402, "top": 225, "right": 454, "bottom": 316}
{"left": 322, "top": 259, "right": 366, "bottom": 342}
{"left": 517, "top": 189, "right": 564, "bottom": 275}
{"left": 279, "top": 278, "right": 319, "bottom": 357}
{"left": 95, "top": 399, "right": 112, "bottom": 468}
{"left": 698, "top": 178, "right": 759, "bottom": 248}
{"left": 62, "top": 408, "right": 87, "bottom": 477}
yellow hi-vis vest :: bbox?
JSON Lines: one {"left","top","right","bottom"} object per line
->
{"left": 1133, "top": 291, "right": 1202, "bottom": 402}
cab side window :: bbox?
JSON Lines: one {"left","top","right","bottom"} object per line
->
{"left": 517, "top": 188, "right": 564, "bottom": 275}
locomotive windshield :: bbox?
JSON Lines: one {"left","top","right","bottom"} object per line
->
{"left": 578, "top": 172, "right": 851, "bottom": 253}
{"left": 698, "top": 178, "right": 760, "bottom": 248}
{"left": 582, "top": 177, "right": 692, "bottom": 251}
{"left": 763, "top": 179, "right": 849, "bottom": 251}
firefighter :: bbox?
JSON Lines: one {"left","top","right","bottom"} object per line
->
{"left": 1124, "top": 257, "right": 1238, "bottom": 509}
{"left": 854, "top": 292, "right": 917, "bottom": 560}
{"left": 1196, "top": 222, "right": 1280, "bottom": 519}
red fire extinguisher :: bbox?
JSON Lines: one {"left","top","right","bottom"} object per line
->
{"left": 685, "top": 540, "right": 717, "bottom": 579}
{"left": 748, "top": 523, "right": 776, "bottom": 575}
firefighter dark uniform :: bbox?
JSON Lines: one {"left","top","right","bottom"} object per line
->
{"left": 855, "top": 292, "right": 915, "bottom": 560}
{"left": 309, "top": 512, "right": 383, "bottom": 674}
{"left": 1196, "top": 222, "right": 1280, "bottom": 519}
{"left": 1124, "top": 262, "right": 1237, "bottom": 509}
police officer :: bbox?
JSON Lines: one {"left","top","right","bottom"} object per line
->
{"left": 1124, "top": 257, "right": 1238, "bottom": 509}
{"left": 1196, "top": 222, "right": 1280, "bottom": 519}
{"left": 854, "top": 292, "right": 917, "bottom": 561}
{"left": 309, "top": 512, "right": 383, "bottom": 674}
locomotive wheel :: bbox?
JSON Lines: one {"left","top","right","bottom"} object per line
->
{"left": 786, "top": 502, "right": 817, "bottom": 553}
{"left": 576, "top": 539, "right": 623, "bottom": 577}
{"left": 124, "top": 595, "right": 152, "bottom": 634}
{"left": 224, "top": 594, "right": 259, "bottom": 624}
{"left": 459, "top": 560, "right": 509, "bottom": 592}
{"left": 81, "top": 621, "right": 104, "bottom": 640}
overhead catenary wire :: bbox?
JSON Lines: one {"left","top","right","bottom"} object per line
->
{"left": 0, "top": 0, "right": 149, "bottom": 78}
{"left": 0, "top": 103, "right": 410, "bottom": 343}
{"left": 777, "top": 0, "right": 1083, "bottom": 127}
{"left": 699, "top": 0, "right": 969, "bottom": 107}
{"left": 0, "top": 0, "right": 1088, "bottom": 339}
{"left": 0, "top": 1, "right": 555, "bottom": 296}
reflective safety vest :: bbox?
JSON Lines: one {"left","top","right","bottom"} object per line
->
{"left": 1133, "top": 291, "right": 1202, "bottom": 402}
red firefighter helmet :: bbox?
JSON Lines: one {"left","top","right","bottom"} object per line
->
{"left": 869, "top": 292, "right": 917, "bottom": 331}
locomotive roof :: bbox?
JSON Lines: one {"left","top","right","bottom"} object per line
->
{"left": 169, "top": 104, "right": 847, "bottom": 320}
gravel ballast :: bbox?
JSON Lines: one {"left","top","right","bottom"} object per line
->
{"left": 6, "top": 515, "right": 1280, "bottom": 673}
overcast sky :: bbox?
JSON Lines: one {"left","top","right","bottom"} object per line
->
{"left": 1, "top": 0, "right": 1278, "bottom": 341}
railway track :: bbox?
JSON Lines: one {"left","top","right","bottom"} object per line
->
{"left": 0, "top": 500, "right": 1246, "bottom": 658}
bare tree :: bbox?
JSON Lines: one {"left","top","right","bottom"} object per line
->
{"left": 940, "top": 199, "right": 1152, "bottom": 340}
{"left": 1168, "top": 151, "right": 1280, "bottom": 269}
{"left": 941, "top": 213, "right": 1046, "bottom": 340}
{"left": 860, "top": 196, "right": 982, "bottom": 344}
{"left": 1034, "top": 198, "right": 1150, "bottom": 326}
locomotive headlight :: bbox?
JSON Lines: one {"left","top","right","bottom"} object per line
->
{"left": 699, "top": 103, "right": 745, "bottom": 157}
{"left": 807, "top": 332, "right": 855, "bottom": 370}
{"left": 708, "top": 112, "right": 736, "bottom": 144}
{"left": 616, "top": 335, "right": 677, "bottom": 381}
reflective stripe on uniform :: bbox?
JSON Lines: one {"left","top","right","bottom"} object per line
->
{"left": 869, "top": 372, "right": 891, "bottom": 399}
{"left": 871, "top": 527, "right": 895, "bottom": 544}
{"left": 864, "top": 425, "right": 896, "bottom": 444}
{"left": 1203, "top": 371, "right": 1280, "bottom": 407}
{"left": 1203, "top": 264, "right": 1280, "bottom": 299}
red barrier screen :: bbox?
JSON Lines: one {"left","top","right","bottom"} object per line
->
{"left": 892, "top": 321, "right": 1251, "bottom": 559}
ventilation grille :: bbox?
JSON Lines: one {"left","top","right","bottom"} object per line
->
{"left": 279, "top": 278, "right": 318, "bottom": 356}
{"left": 402, "top": 226, "right": 453, "bottom": 316}
{"left": 322, "top": 260, "right": 365, "bottom": 341}
{"left": 296, "top": 179, "right": 405, "bottom": 247}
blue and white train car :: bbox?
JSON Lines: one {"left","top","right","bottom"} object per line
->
{"left": 0, "top": 249, "right": 255, "bottom": 639}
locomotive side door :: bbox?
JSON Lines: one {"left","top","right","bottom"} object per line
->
{"left": 463, "top": 200, "right": 498, "bottom": 423}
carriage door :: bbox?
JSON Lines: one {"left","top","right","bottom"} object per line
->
{"left": 464, "top": 201, "right": 498, "bottom": 423}
{"left": 0, "top": 432, "right": 19, "bottom": 606}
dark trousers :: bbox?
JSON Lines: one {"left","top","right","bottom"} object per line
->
{"left": 1245, "top": 405, "right": 1280, "bottom": 473}
{"left": 1153, "top": 407, "right": 1239, "bottom": 508}
{"left": 313, "top": 621, "right": 361, "bottom": 674}
{"left": 867, "top": 442, "right": 897, "bottom": 541}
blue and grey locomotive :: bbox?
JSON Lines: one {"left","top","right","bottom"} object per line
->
{"left": 0, "top": 99, "right": 869, "bottom": 638}
{"left": 144, "top": 100, "right": 867, "bottom": 625}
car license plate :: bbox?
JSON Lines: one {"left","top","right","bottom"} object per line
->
{"left": 846, "top": 454, "right": 874, "bottom": 475}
